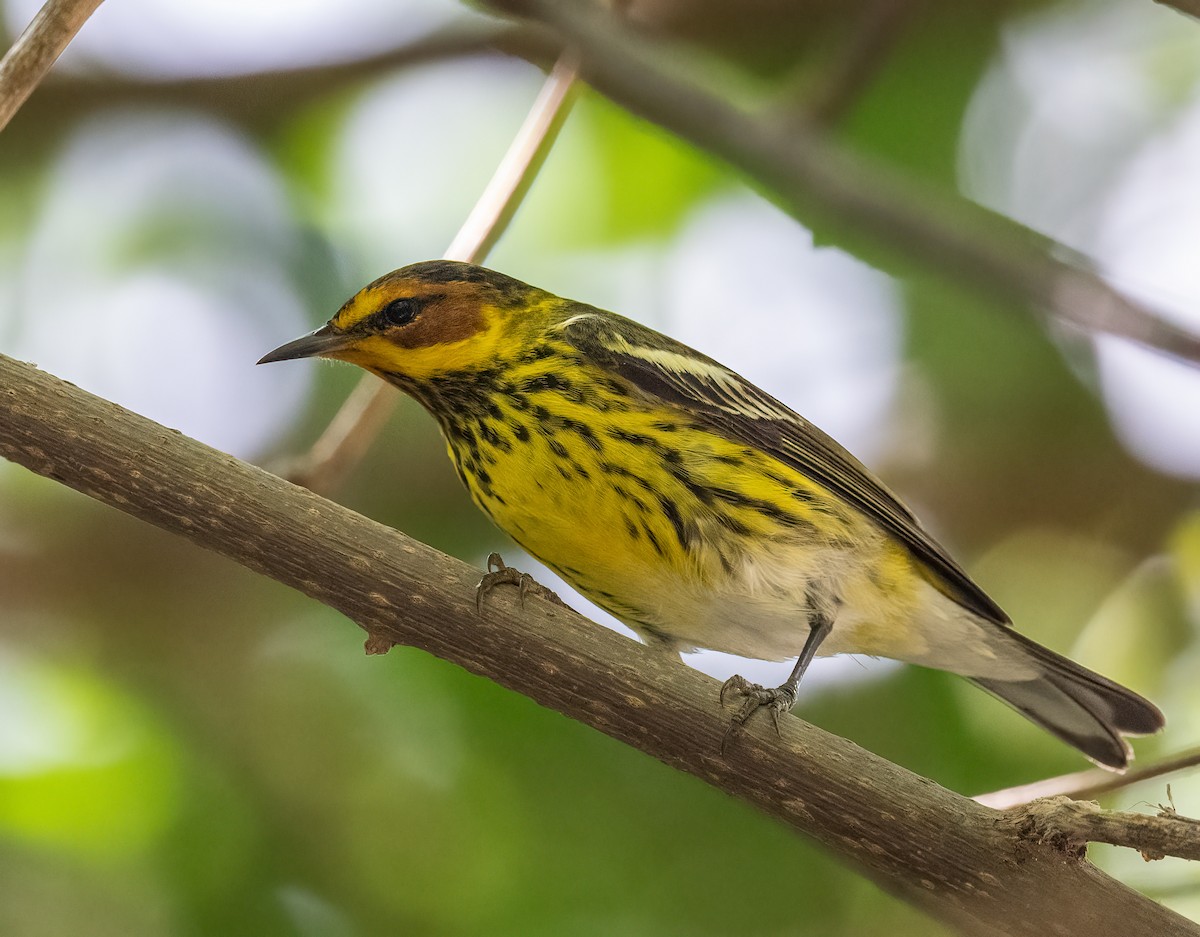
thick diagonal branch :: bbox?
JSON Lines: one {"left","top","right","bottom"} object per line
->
{"left": 0, "top": 357, "right": 1195, "bottom": 937}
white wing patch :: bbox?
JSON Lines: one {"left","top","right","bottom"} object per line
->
{"left": 561, "top": 313, "right": 795, "bottom": 423}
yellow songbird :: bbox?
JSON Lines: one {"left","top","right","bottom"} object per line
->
{"left": 260, "top": 261, "right": 1163, "bottom": 769}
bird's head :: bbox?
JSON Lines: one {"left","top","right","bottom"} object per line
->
{"left": 258, "top": 261, "right": 551, "bottom": 381}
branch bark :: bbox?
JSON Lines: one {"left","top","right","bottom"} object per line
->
{"left": 0, "top": 0, "right": 104, "bottom": 132}
{"left": 1005, "top": 796, "right": 1200, "bottom": 862}
{"left": 0, "top": 355, "right": 1195, "bottom": 936}
{"left": 489, "top": 0, "right": 1200, "bottom": 366}
{"left": 1155, "top": 0, "right": 1200, "bottom": 19}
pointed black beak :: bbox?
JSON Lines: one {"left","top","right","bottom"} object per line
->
{"left": 257, "top": 324, "right": 354, "bottom": 365}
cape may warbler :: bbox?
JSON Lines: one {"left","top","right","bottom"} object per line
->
{"left": 260, "top": 260, "right": 1163, "bottom": 769}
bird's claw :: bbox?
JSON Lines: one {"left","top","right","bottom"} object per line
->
{"left": 475, "top": 552, "right": 567, "bottom": 613}
{"left": 719, "top": 674, "right": 798, "bottom": 751}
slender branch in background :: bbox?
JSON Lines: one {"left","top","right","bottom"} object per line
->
{"left": 280, "top": 52, "right": 581, "bottom": 493}
{"left": 1, "top": 351, "right": 1198, "bottom": 936}
{"left": 19, "top": 22, "right": 562, "bottom": 129}
{"left": 0, "top": 0, "right": 104, "bottom": 132}
{"left": 783, "top": 0, "right": 918, "bottom": 129}
{"left": 493, "top": 0, "right": 1200, "bottom": 365}
{"left": 1002, "top": 795, "right": 1200, "bottom": 862}
{"left": 445, "top": 51, "right": 581, "bottom": 261}
{"left": 977, "top": 745, "right": 1200, "bottom": 810}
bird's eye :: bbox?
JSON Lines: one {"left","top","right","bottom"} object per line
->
{"left": 380, "top": 297, "right": 420, "bottom": 327}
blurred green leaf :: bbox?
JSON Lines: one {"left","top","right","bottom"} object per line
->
{"left": 0, "top": 656, "right": 180, "bottom": 859}
{"left": 542, "top": 91, "right": 727, "bottom": 248}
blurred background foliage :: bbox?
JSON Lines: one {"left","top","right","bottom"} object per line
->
{"left": 1, "top": 0, "right": 1199, "bottom": 933}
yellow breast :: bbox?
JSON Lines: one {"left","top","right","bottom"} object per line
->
{"left": 432, "top": 349, "right": 881, "bottom": 641}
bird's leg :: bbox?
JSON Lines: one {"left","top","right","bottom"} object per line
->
{"left": 476, "top": 553, "right": 568, "bottom": 613}
{"left": 721, "top": 596, "right": 835, "bottom": 749}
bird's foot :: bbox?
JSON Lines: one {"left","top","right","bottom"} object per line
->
{"left": 719, "top": 675, "right": 798, "bottom": 752}
{"left": 476, "top": 553, "right": 567, "bottom": 613}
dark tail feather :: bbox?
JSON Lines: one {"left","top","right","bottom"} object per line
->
{"left": 971, "top": 629, "right": 1164, "bottom": 771}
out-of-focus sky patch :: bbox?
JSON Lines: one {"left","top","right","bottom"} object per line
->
{"left": 329, "top": 58, "right": 559, "bottom": 276}
{"left": 1094, "top": 338, "right": 1200, "bottom": 478}
{"left": 1092, "top": 88, "right": 1200, "bottom": 477}
{"left": 0, "top": 651, "right": 123, "bottom": 775}
{"left": 5, "top": 0, "right": 468, "bottom": 79}
{"left": 6, "top": 111, "right": 312, "bottom": 459}
{"left": 662, "top": 194, "right": 903, "bottom": 464}
{"left": 328, "top": 71, "right": 723, "bottom": 286}
{"left": 959, "top": 1, "right": 1200, "bottom": 478}
{"left": 960, "top": 2, "right": 1176, "bottom": 250}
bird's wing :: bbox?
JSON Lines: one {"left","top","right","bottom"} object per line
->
{"left": 560, "top": 310, "right": 1009, "bottom": 626}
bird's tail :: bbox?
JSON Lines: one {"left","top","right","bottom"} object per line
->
{"left": 970, "top": 628, "right": 1164, "bottom": 771}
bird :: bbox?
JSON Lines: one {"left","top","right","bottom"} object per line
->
{"left": 259, "top": 260, "right": 1164, "bottom": 769}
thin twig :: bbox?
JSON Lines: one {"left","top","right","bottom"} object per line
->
{"left": 281, "top": 52, "right": 580, "bottom": 493}
{"left": 446, "top": 50, "right": 580, "bottom": 262}
{"left": 497, "top": 0, "right": 1200, "bottom": 365}
{"left": 1003, "top": 795, "right": 1200, "bottom": 862}
{"left": 275, "top": 377, "right": 399, "bottom": 493}
{"left": 976, "top": 746, "right": 1200, "bottom": 810}
{"left": 0, "top": 0, "right": 104, "bottom": 132}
